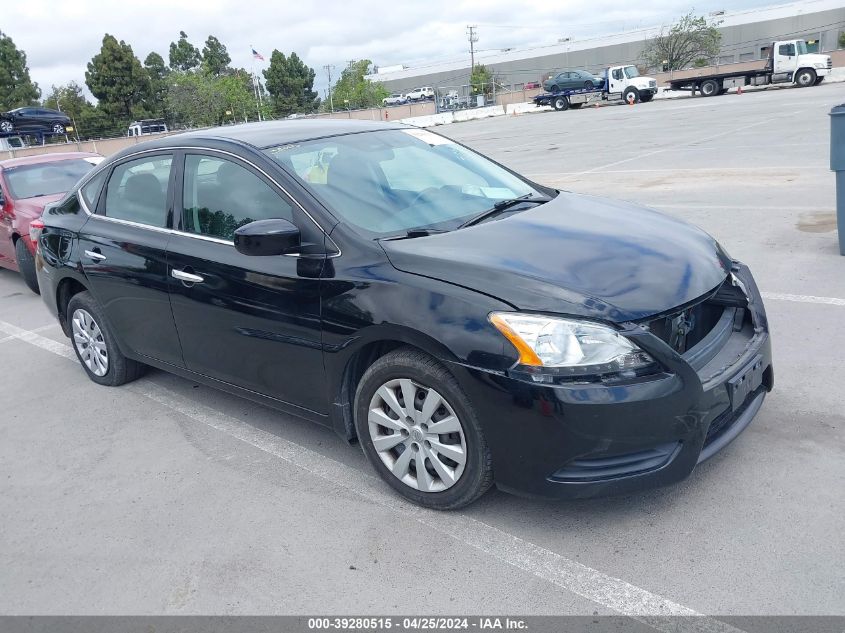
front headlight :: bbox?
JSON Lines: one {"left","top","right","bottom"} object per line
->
{"left": 814, "top": 62, "right": 827, "bottom": 69}
{"left": 489, "top": 312, "right": 654, "bottom": 374}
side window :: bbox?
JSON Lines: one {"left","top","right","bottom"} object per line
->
{"left": 181, "top": 154, "right": 294, "bottom": 241}
{"left": 103, "top": 155, "right": 173, "bottom": 227}
{"left": 612, "top": 68, "right": 623, "bottom": 80}
{"left": 80, "top": 169, "right": 107, "bottom": 211}
{"left": 778, "top": 44, "right": 795, "bottom": 56}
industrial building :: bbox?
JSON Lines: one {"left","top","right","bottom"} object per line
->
{"left": 366, "top": 0, "right": 845, "bottom": 95}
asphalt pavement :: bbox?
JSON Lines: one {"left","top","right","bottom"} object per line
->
{"left": 1, "top": 83, "right": 843, "bottom": 620}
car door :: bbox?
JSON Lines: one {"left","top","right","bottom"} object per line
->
{"left": 77, "top": 152, "right": 184, "bottom": 366}
{"left": 166, "top": 150, "right": 330, "bottom": 415}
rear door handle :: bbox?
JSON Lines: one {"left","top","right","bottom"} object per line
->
{"left": 84, "top": 249, "right": 106, "bottom": 261}
{"left": 171, "top": 269, "right": 204, "bottom": 284}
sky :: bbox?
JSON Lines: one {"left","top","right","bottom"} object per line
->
{"left": 6, "top": 0, "right": 783, "bottom": 99}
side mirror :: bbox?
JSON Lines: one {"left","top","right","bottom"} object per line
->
{"left": 234, "top": 218, "right": 301, "bottom": 256}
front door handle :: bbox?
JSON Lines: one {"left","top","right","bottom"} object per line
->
{"left": 84, "top": 249, "right": 106, "bottom": 261}
{"left": 171, "top": 269, "right": 204, "bottom": 284}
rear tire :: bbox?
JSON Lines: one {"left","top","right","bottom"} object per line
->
{"left": 700, "top": 79, "right": 720, "bottom": 96}
{"left": 14, "top": 239, "right": 39, "bottom": 295}
{"left": 51, "top": 123, "right": 66, "bottom": 134}
{"left": 795, "top": 68, "right": 816, "bottom": 87}
{"left": 584, "top": 81, "right": 594, "bottom": 89}
{"left": 354, "top": 348, "right": 493, "bottom": 510}
{"left": 67, "top": 291, "right": 146, "bottom": 386}
{"left": 549, "top": 84, "right": 559, "bottom": 93}
{"left": 552, "top": 96, "right": 569, "bottom": 111}
{"left": 0, "top": 118, "right": 13, "bottom": 135}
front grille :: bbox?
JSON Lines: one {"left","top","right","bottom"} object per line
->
{"left": 644, "top": 276, "right": 748, "bottom": 355}
{"left": 646, "top": 301, "right": 724, "bottom": 353}
{"left": 704, "top": 387, "right": 765, "bottom": 445}
{"left": 827, "top": 59, "right": 833, "bottom": 69}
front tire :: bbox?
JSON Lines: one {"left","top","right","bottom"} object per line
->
{"left": 354, "top": 348, "right": 493, "bottom": 510}
{"left": 795, "top": 68, "right": 816, "bottom": 87}
{"left": 0, "top": 119, "right": 14, "bottom": 134}
{"left": 51, "top": 123, "right": 66, "bottom": 134}
{"left": 14, "top": 239, "right": 39, "bottom": 294}
{"left": 67, "top": 291, "right": 146, "bottom": 386}
{"left": 623, "top": 87, "right": 640, "bottom": 104}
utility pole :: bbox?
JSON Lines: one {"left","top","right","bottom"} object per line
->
{"left": 467, "top": 25, "right": 478, "bottom": 70}
{"left": 324, "top": 64, "right": 335, "bottom": 112}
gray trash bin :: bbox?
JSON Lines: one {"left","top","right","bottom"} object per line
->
{"left": 830, "top": 104, "right": 845, "bottom": 255}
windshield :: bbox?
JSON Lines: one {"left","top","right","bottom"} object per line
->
{"left": 265, "top": 129, "right": 542, "bottom": 237}
{"left": 796, "top": 40, "right": 808, "bottom": 55}
{"left": 4, "top": 158, "right": 98, "bottom": 199}
{"left": 624, "top": 66, "right": 640, "bottom": 79}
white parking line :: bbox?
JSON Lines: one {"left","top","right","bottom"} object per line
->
{"left": 0, "top": 318, "right": 746, "bottom": 632}
{"left": 762, "top": 292, "right": 845, "bottom": 307}
{"left": 0, "top": 322, "right": 59, "bottom": 345}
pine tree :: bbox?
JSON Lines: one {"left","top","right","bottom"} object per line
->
{"left": 202, "top": 36, "right": 231, "bottom": 76}
{"left": 263, "top": 50, "right": 320, "bottom": 116}
{"left": 169, "top": 31, "right": 201, "bottom": 71}
{"left": 0, "top": 31, "right": 41, "bottom": 110}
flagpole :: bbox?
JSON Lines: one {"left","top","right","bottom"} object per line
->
{"left": 250, "top": 44, "right": 262, "bottom": 121}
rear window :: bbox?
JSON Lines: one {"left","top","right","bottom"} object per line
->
{"left": 4, "top": 159, "right": 98, "bottom": 200}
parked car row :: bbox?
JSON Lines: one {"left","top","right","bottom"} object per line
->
{"left": 382, "top": 87, "right": 436, "bottom": 106}
{"left": 0, "top": 107, "right": 73, "bottom": 137}
{"left": 20, "top": 119, "right": 772, "bottom": 511}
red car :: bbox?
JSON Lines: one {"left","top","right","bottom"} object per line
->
{"left": 0, "top": 152, "right": 101, "bottom": 293}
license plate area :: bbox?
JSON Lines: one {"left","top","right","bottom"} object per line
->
{"left": 728, "top": 354, "right": 764, "bottom": 411}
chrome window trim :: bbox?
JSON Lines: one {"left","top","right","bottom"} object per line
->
{"left": 78, "top": 145, "right": 341, "bottom": 257}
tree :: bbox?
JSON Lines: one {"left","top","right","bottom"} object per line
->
{"left": 328, "top": 60, "right": 388, "bottom": 110}
{"left": 0, "top": 31, "right": 41, "bottom": 110}
{"left": 169, "top": 31, "right": 201, "bottom": 71}
{"left": 642, "top": 12, "right": 722, "bottom": 71}
{"left": 85, "top": 34, "right": 152, "bottom": 134}
{"left": 144, "top": 52, "right": 169, "bottom": 119}
{"left": 43, "top": 81, "right": 112, "bottom": 139}
{"left": 470, "top": 64, "right": 491, "bottom": 96}
{"left": 166, "top": 69, "right": 256, "bottom": 128}
{"left": 202, "top": 35, "right": 231, "bottom": 76}
{"left": 263, "top": 50, "right": 319, "bottom": 116}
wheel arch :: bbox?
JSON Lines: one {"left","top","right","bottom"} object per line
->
{"left": 331, "top": 326, "right": 464, "bottom": 442}
{"left": 56, "top": 275, "right": 90, "bottom": 336}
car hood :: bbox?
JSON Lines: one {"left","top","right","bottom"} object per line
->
{"left": 381, "top": 192, "right": 731, "bottom": 323}
{"left": 11, "top": 193, "right": 64, "bottom": 218}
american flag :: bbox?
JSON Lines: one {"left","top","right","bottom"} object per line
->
{"left": 252, "top": 48, "right": 265, "bottom": 61}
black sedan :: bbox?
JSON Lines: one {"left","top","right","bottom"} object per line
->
{"left": 0, "top": 107, "right": 72, "bottom": 136}
{"left": 34, "top": 120, "right": 773, "bottom": 509}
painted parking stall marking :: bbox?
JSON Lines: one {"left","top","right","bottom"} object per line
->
{"left": 0, "top": 318, "right": 747, "bottom": 633}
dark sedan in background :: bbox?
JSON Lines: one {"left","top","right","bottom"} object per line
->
{"left": 0, "top": 107, "right": 73, "bottom": 137}
{"left": 34, "top": 120, "right": 772, "bottom": 509}
{"left": 0, "top": 152, "right": 101, "bottom": 293}
{"left": 543, "top": 69, "right": 605, "bottom": 92}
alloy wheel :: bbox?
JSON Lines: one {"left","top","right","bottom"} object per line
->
{"left": 367, "top": 378, "right": 467, "bottom": 493}
{"left": 0, "top": 120, "right": 13, "bottom": 134}
{"left": 52, "top": 124, "right": 65, "bottom": 134}
{"left": 71, "top": 308, "right": 109, "bottom": 376}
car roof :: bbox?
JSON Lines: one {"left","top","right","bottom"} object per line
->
{"left": 0, "top": 151, "right": 101, "bottom": 170}
{"left": 132, "top": 119, "right": 410, "bottom": 152}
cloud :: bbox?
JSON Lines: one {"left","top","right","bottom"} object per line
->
{"left": 5, "top": 0, "right": 771, "bottom": 99}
